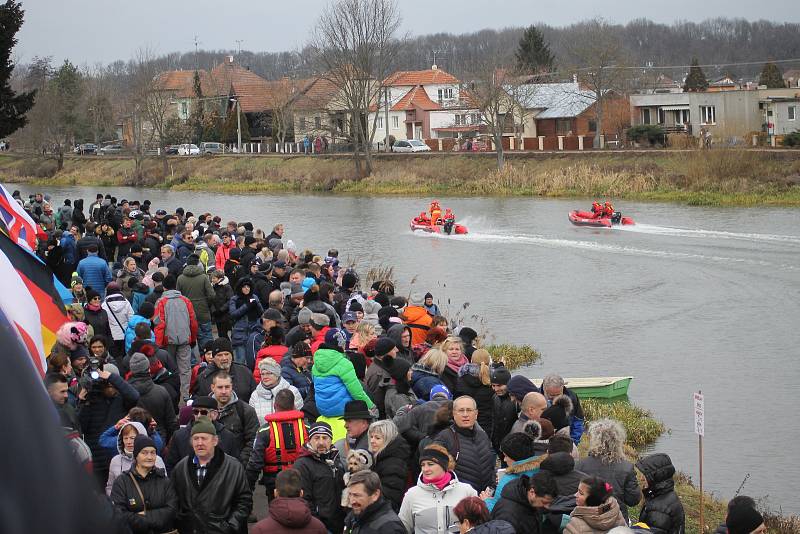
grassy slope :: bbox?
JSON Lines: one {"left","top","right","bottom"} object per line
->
{"left": 3, "top": 150, "right": 800, "bottom": 206}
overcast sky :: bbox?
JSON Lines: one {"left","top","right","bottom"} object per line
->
{"left": 15, "top": 0, "right": 800, "bottom": 66}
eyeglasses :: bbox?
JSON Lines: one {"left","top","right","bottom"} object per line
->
{"left": 192, "top": 409, "right": 211, "bottom": 416}
{"left": 455, "top": 408, "right": 476, "bottom": 414}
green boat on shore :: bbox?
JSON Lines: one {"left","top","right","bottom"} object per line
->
{"left": 532, "top": 376, "right": 633, "bottom": 399}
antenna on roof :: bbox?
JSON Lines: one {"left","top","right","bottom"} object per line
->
{"left": 430, "top": 50, "right": 446, "bottom": 71}
{"left": 193, "top": 35, "right": 202, "bottom": 71}
{"left": 235, "top": 40, "right": 244, "bottom": 56}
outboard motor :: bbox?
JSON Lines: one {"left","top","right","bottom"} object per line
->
{"left": 611, "top": 211, "right": 622, "bottom": 224}
{"left": 443, "top": 220, "right": 454, "bottom": 235}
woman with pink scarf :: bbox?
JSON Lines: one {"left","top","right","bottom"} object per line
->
{"left": 440, "top": 336, "right": 469, "bottom": 393}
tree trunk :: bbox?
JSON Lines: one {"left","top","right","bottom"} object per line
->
{"left": 594, "top": 92, "right": 604, "bottom": 149}
{"left": 494, "top": 132, "right": 505, "bottom": 170}
{"left": 57, "top": 150, "right": 64, "bottom": 171}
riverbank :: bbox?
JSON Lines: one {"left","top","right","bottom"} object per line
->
{"left": 3, "top": 150, "right": 800, "bottom": 206}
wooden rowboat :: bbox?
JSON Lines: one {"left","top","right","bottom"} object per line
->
{"left": 531, "top": 376, "right": 633, "bottom": 399}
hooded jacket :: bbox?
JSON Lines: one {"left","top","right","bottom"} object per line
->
{"left": 486, "top": 454, "right": 547, "bottom": 512}
{"left": 540, "top": 452, "right": 586, "bottom": 497}
{"left": 177, "top": 263, "right": 216, "bottom": 323}
{"left": 398, "top": 472, "right": 477, "bottom": 534}
{"left": 251, "top": 496, "right": 327, "bottom": 534}
{"left": 574, "top": 456, "right": 641, "bottom": 523}
{"left": 229, "top": 278, "right": 264, "bottom": 346}
{"left": 386, "top": 324, "right": 413, "bottom": 363}
{"left": 372, "top": 435, "right": 412, "bottom": 511}
{"left": 410, "top": 363, "right": 445, "bottom": 401}
{"left": 402, "top": 305, "right": 432, "bottom": 346}
{"left": 128, "top": 373, "right": 178, "bottom": 442}
{"left": 635, "top": 454, "right": 685, "bottom": 534}
{"left": 124, "top": 313, "right": 155, "bottom": 353}
{"left": 433, "top": 423, "right": 496, "bottom": 492}
{"left": 248, "top": 377, "right": 303, "bottom": 421}
{"left": 311, "top": 348, "right": 374, "bottom": 417}
{"left": 281, "top": 354, "right": 313, "bottom": 399}
{"left": 153, "top": 289, "right": 197, "bottom": 347}
{"left": 105, "top": 421, "right": 166, "bottom": 496}
{"left": 102, "top": 292, "right": 134, "bottom": 341}
{"left": 564, "top": 497, "right": 626, "bottom": 534}
{"left": 293, "top": 446, "right": 345, "bottom": 534}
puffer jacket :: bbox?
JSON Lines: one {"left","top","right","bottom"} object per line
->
{"left": 575, "top": 455, "right": 641, "bottom": 522}
{"left": 386, "top": 324, "right": 413, "bottom": 362}
{"left": 153, "top": 289, "right": 197, "bottom": 347}
{"left": 106, "top": 422, "right": 166, "bottom": 496}
{"left": 410, "top": 363, "right": 445, "bottom": 401}
{"left": 248, "top": 378, "right": 303, "bottom": 422}
{"left": 433, "top": 423, "right": 496, "bottom": 492}
{"left": 193, "top": 362, "right": 256, "bottom": 403}
{"left": 177, "top": 263, "right": 215, "bottom": 323}
{"left": 102, "top": 292, "right": 134, "bottom": 341}
{"left": 541, "top": 451, "right": 586, "bottom": 497}
{"left": 486, "top": 454, "right": 547, "bottom": 511}
{"left": 372, "top": 435, "right": 411, "bottom": 512}
{"left": 311, "top": 348, "right": 374, "bottom": 417}
{"left": 110, "top": 464, "right": 178, "bottom": 534}
{"left": 280, "top": 354, "right": 313, "bottom": 399}
{"left": 170, "top": 446, "right": 252, "bottom": 534}
{"left": 454, "top": 364, "right": 494, "bottom": 434}
{"left": 491, "top": 392, "right": 518, "bottom": 453}
{"left": 229, "top": 281, "right": 263, "bottom": 347}
{"left": 402, "top": 305, "right": 432, "bottom": 346}
{"left": 398, "top": 473, "right": 477, "bottom": 534}
{"left": 564, "top": 497, "right": 626, "bottom": 534}
{"left": 491, "top": 476, "right": 552, "bottom": 534}
{"left": 635, "top": 454, "right": 686, "bottom": 534}
{"left": 293, "top": 446, "right": 345, "bottom": 534}
{"left": 124, "top": 314, "right": 155, "bottom": 353}
{"left": 128, "top": 374, "right": 177, "bottom": 442}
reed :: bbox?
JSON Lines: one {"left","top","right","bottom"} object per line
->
{"left": 582, "top": 398, "right": 666, "bottom": 449}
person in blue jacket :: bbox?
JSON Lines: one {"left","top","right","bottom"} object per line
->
{"left": 124, "top": 302, "right": 155, "bottom": 353}
{"left": 540, "top": 373, "right": 585, "bottom": 444}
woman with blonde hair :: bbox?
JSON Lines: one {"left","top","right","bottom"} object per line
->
{"left": 455, "top": 348, "right": 493, "bottom": 431}
{"left": 411, "top": 349, "right": 447, "bottom": 400}
{"left": 368, "top": 419, "right": 410, "bottom": 511}
{"left": 349, "top": 322, "right": 376, "bottom": 354}
{"left": 440, "top": 336, "right": 468, "bottom": 392}
{"left": 399, "top": 444, "right": 477, "bottom": 534}
{"left": 575, "top": 419, "right": 641, "bottom": 522}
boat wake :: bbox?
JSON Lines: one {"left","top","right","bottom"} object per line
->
{"left": 615, "top": 223, "right": 800, "bottom": 245}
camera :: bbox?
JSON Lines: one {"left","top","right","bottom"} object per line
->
{"left": 79, "top": 358, "right": 104, "bottom": 391}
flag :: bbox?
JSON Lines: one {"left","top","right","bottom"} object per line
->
{"left": 0, "top": 183, "right": 38, "bottom": 250}
{"left": 0, "top": 230, "right": 69, "bottom": 376}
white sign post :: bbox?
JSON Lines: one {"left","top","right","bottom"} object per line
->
{"left": 694, "top": 391, "right": 705, "bottom": 532}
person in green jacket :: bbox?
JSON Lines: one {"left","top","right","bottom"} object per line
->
{"left": 312, "top": 329, "right": 375, "bottom": 418}
{"left": 176, "top": 254, "right": 216, "bottom": 350}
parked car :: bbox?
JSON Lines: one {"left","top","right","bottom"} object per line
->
{"left": 98, "top": 144, "right": 122, "bottom": 155}
{"left": 177, "top": 143, "right": 200, "bottom": 156}
{"left": 392, "top": 139, "right": 431, "bottom": 153}
{"left": 200, "top": 142, "right": 223, "bottom": 155}
{"left": 164, "top": 145, "right": 179, "bottom": 155}
{"left": 73, "top": 143, "right": 97, "bottom": 155}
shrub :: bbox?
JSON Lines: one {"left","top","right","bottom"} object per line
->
{"left": 582, "top": 398, "right": 666, "bottom": 449}
{"left": 782, "top": 130, "right": 800, "bottom": 147}
{"left": 626, "top": 124, "right": 666, "bottom": 146}
{"left": 485, "top": 344, "right": 541, "bottom": 370}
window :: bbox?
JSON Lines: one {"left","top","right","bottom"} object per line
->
{"left": 299, "top": 117, "right": 307, "bottom": 130}
{"left": 472, "top": 113, "right": 480, "bottom": 125}
{"left": 700, "top": 105, "right": 716, "bottom": 125}
{"left": 789, "top": 106, "right": 796, "bottom": 121}
{"left": 588, "top": 120, "right": 597, "bottom": 132}
{"left": 675, "top": 109, "right": 689, "bottom": 125}
{"left": 658, "top": 108, "right": 665, "bottom": 124}
{"left": 314, "top": 116, "right": 321, "bottom": 129}
{"left": 642, "top": 108, "right": 651, "bottom": 125}
{"left": 180, "top": 102, "right": 188, "bottom": 119}
{"left": 392, "top": 116, "right": 399, "bottom": 128}
{"left": 454, "top": 114, "right": 462, "bottom": 126}
{"left": 437, "top": 88, "right": 454, "bottom": 102}
{"left": 377, "top": 116, "right": 383, "bottom": 129}
{"left": 556, "top": 119, "right": 572, "bottom": 135}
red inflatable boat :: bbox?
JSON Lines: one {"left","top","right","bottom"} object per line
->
{"left": 410, "top": 218, "right": 469, "bottom": 235}
{"left": 568, "top": 210, "right": 635, "bottom": 228}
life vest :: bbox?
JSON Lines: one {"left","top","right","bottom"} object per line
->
{"left": 261, "top": 409, "right": 308, "bottom": 474}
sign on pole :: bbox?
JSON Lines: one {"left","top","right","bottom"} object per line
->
{"left": 693, "top": 391, "right": 705, "bottom": 436}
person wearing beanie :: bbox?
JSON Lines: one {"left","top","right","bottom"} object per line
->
{"left": 398, "top": 443, "right": 477, "bottom": 534}
{"left": 485, "top": 430, "right": 546, "bottom": 512}
{"left": 726, "top": 503, "right": 765, "bottom": 534}
{"left": 171, "top": 416, "right": 252, "bottom": 534}
{"left": 249, "top": 355, "right": 302, "bottom": 421}
{"left": 177, "top": 246, "right": 216, "bottom": 350}
{"left": 308, "top": 312, "right": 330, "bottom": 353}
{"left": 193, "top": 336, "right": 257, "bottom": 403}
{"left": 506, "top": 375, "right": 539, "bottom": 404}
{"left": 423, "top": 292, "right": 440, "bottom": 316}
{"left": 126, "top": 350, "right": 178, "bottom": 443}
{"left": 490, "top": 366, "right": 518, "bottom": 456}
{"left": 402, "top": 292, "right": 433, "bottom": 346}
{"left": 228, "top": 277, "right": 264, "bottom": 368}
{"left": 106, "top": 421, "right": 166, "bottom": 496}
{"left": 635, "top": 453, "right": 686, "bottom": 534}
{"left": 153, "top": 270, "right": 198, "bottom": 401}
{"left": 83, "top": 287, "right": 112, "bottom": 341}
{"left": 293, "top": 420, "right": 346, "bottom": 534}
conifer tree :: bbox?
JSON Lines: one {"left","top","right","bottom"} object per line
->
{"left": 759, "top": 61, "right": 786, "bottom": 88}
{"left": 515, "top": 25, "right": 555, "bottom": 73}
{"left": 0, "top": 1, "right": 35, "bottom": 137}
{"left": 221, "top": 105, "right": 250, "bottom": 144}
{"left": 683, "top": 58, "right": 708, "bottom": 92}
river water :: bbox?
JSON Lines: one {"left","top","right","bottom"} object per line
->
{"left": 15, "top": 184, "right": 800, "bottom": 513}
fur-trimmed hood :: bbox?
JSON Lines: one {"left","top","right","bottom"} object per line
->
{"left": 506, "top": 453, "right": 548, "bottom": 475}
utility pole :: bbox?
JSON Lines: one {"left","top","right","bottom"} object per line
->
{"left": 384, "top": 86, "right": 390, "bottom": 152}
{"left": 235, "top": 40, "right": 244, "bottom": 56}
{"left": 193, "top": 35, "right": 201, "bottom": 71}
{"left": 235, "top": 98, "right": 242, "bottom": 154}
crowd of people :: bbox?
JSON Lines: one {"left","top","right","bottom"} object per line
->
{"left": 10, "top": 188, "right": 767, "bottom": 534}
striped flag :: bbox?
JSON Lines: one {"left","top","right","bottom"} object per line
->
{"left": 0, "top": 230, "right": 69, "bottom": 376}
{"left": 0, "top": 183, "right": 38, "bottom": 250}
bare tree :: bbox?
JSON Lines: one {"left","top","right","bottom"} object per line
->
{"left": 309, "top": 0, "right": 402, "bottom": 177}
{"left": 468, "top": 57, "right": 518, "bottom": 170}
{"left": 269, "top": 77, "right": 299, "bottom": 147}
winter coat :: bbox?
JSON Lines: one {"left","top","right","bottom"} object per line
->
{"left": 491, "top": 477, "right": 554, "bottom": 534}
{"left": 215, "top": 394, "right": 260, "bottom": 466}
{"left": 153, "top": 289, "right": 197, "bottom": 347}
{"left": 215, "top": 242, "right": 235, "bottom": 272}
{"left": 116, "top": 226, "right": 138, "bottom": 260}
{"left": 116, "top": 267, "right": 145, "bottom": 301}
{"left": 60, "top": 233, "right": 78, "bottom": 267}
{"left": 128, "top": 374, "right": 178, "bottom": 442}
{"left": 386, "top": 324, "right": 413, "bottom": 363}
{"left": 110, "top": 465, "right": 178, "bottom": 534}
{"left": 540, "top": 452, "right": 586, "bottom": 497}
{"left": 364, "top": 357, "right": 394, "bottom": 418}
{"left": 211, "top": 278, "right": 234, "bottom": 323}
{"left": 130, "top": 284, "right": 152, "bottom": 315}
{"left": 106, "top": 421, "right": 167, "bottom": 496}
{"left": 84, "top": 305, "right": 112, "bottom": 339}
{"left": 312, "top": 348, "right": 375, "bottom": 417}
{"left": 281, "top": 355, "right": 313, "bottom": 399}
{"left": 541, "top": 385, "right": 586, "bottom": 444}
{"left": 254, "top": 345, "right": 290, "bottom": 381}
{"left": 564, "top": 497, "right": 626, "bottom": 534}
{"left": 440, "top": 364, "right": 460, "bottom": 396}
{"left": 251, "top": 496, "right": 327, "bottom": 534}
{"left": 163, "top": 420, "right": 240, "bottom": 472}
{"left": 455, "top": 365, "right": 494, "bottom": 435}
{"left": 472, "top": 521, "right": 516, "bottom": 534}
{"left": 177, "top": 264, "right": 215, "bottom": 324}
{"left": 77, "top": 253, "right": 113, "bottom": 298}
{"left": 102, "top": 293, "right": 134, "bottom": 341}
{"left": 229, "top": 289, "right": 264, "bottom": 347}
{"left": 124, "top": 314, "right": 155, "bottom": 353}
{"left": 486, "top": 454, "right": 547, "bottom": 511}
{"left": 193, "top": 362, "right": 256, "bottom": 403}
{"left": 491, "top": 392, "right": 518, "bottom": 453}
{"left": 344, "top": 497, "right": 407, "bottom": 534}
{"left": 402, "top": 305, "right": 432, "bottom": 346}
{"left": 372, "top": 435, "right": 412, "bottom": 512}
{"left": 398, "top": 473, "right": 477, "bottom": 534}
{"left": 575, "top": 455, "right": 641, "bottom": 522}
{"left": 635, "top": 454, "right": 685, "bottom": 534}
{"left": 434, "top": 423, "right": 496, "bottom": 492}
{"left": 392, "top": 398, "right": 449, "bottom": 452}
{"left": 294, "top": 447, "right": 345, "bottom": 534}
{"left": 170, "top": 447, "right": 252, "bottom": 534}
{"left": 410, "top": 363, "right": 445, "bottom": 401}
{"left": 248, "top": 378, "right": 303, "bottom": 422}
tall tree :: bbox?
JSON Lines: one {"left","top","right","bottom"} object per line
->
{"left": 221, "top": 104, "right": 250, "bottom": 145}
{"left": 683, "top": 58, "right": 708, "bottom": 92}
{"left": 759, "top": 61, "right": 786, "bottom": 88}
{"left": 0, "top": 0, "right": 35, "bottom": 137}
{"left": 515, "top": 25, "right": 554, "bottom": 73}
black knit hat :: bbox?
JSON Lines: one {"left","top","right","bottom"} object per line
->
{"left": 501, "top": 432, "right": 537, "bottom": 461}
{"left": 491, "top": 367, "right": 511, "bottom": 385}
{"left": 374, "top": 336, "right": 397, "bottom": 357}
{"left": 133, "top": 434, "right": 156, "bottom": 459}
{"left": 419, "top": 446, "right": 450, "bottom": 471}
{"left": 211, "top": 337, "right": 233, "bottom": 356}
{"left": 541, "top": 395, "right": 572, "bottom": 431}
{"left": 726, "top": 505, "right": 764, "bottom": 534}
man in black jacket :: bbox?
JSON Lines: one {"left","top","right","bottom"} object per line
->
{"left": 491, "top": 472, "right": 559, "bottom": 534}
{"left": 46, "top": 373, "right": 81, "bottom": 432}
{"left": 163, "top": 396, "right": 240, "bottom": 471}
{"left": 490, "top": 367, "right": 517, "bottom": 456}
{"left": 344, "top": 470, "right": 406, "bottom": 534}
{"left": 540, "top": 437, "right": 586, "bottom": 497}
{"left": 127, "top": 352, "right": 178, "bottom": 442}
{"left": 193, "top": 338, "right": 256, "bottom": 402}
{"left": 294, "top": 422, "right": 345, "bottom": 534}
{"left": 171, "top": 417, "right": 252, "bottom": 534}
{"left": 211, "top": 372, "right": 259, "bottom": 466}
{"left": 433, "top": 395, "right": 496, "bottom": 493}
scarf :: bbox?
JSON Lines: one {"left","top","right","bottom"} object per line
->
{"left": 422, "top": 471, "right": 453, "bottom": 491}
{"left": 446, "top": 354, "right": 468, "bottom": 374}
{"left": 86, "top": 302, "right": 101, "bottom": 312}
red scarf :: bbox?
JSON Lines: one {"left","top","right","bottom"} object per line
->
{"left": 422, "top": 471, "right": 452, "bottom": 490}
{"left": 446, "top": 354, "right": 468, "bottom": 374}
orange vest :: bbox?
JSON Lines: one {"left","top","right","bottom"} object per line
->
{"left": 262, "top": 410, "right": 307, "bottom": 474}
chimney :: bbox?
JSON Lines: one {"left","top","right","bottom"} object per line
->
{"left": 431, "top": 64, "right": 438, "bottom": 71}
{"left": 227, "top": 55, "right": 234, "bottom": 64}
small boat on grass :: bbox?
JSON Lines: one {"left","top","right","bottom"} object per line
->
{"left": 531, "top": 376, "right": 633, "bottom": 399}
{"left": 569, "top": 210, "right": 635, "bottom": 228}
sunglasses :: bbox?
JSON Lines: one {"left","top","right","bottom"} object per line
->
{"left": 192, "top": 409, "right": 212, "bottom": 416}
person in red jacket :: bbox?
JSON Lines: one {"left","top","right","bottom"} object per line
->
{"left": 429, "top": 200, "right": 442, "bottom": 225}
{"left": 153, "top": 274, "right": 198, "bottom": 401}
{"left": 251, "top": 469, "right": 325, "bottom": 534}
{"left": 115, "top": 217, "right": 138, "bottom": 262}
{"left": 215, "top": 232, "right": 235, "bottom": 271}
{"left": 254, "top": 326, "right": 289, "bottom": 382}
{"left": 590, "top": 201, "right": 603, "bottom": 218}
{"left": 603, "top": 201, "right": 615, "bottom": 218}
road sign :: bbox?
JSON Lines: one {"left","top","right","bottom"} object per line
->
{"left": 694, "top": 391, "right": 704, "bottom": 436}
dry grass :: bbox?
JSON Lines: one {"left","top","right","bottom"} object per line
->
{"left": 582, "top": 398, "right": 667, "bottom": 449}
{"left": 484, "top": 344, "right": 542, "bottom": 370}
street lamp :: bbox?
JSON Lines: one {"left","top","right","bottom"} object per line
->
{"left": 230, "top": 97, "right": 242, "bottom": 154}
